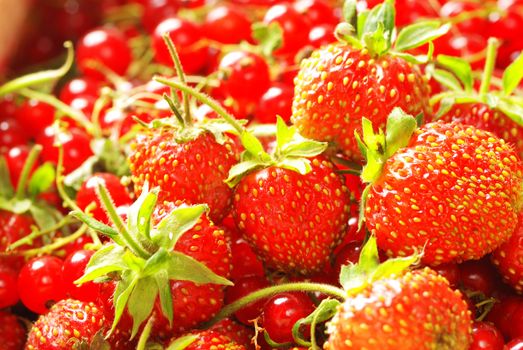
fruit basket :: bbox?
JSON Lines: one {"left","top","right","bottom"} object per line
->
{"left": 1, "top": 0, "right": 523, "bottom": 349}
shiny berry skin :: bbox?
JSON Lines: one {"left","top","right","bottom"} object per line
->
{"left": 62, "top": 235, "right": 94, "bottom": 257}
{"left": 432, "top": 262, "right": 461, "bottom": 289}
{"left": 0, "top": 118, "right": 28, "bottom": 153}
{"left": 18, "top": 256, "right": 66, "bottom": 314}
{"left": 141, "top": 0, "right": 180, "bottom": 33}
{"left": 15, "top": 100, "right": 55, "bottom": 139}
{"left": 486, "top": 296, "right": 523, "bottom": 340}
{"left": 263, "top": 3, "right": 311, "bottom": 58}
{"left": 255, "top": 83, "right": 294, "bottom": 124}
{"left": 62, "top": 249, "right": 100, "bottom": 302}
{"left": 293, "top": 0, "right": 337, "bottom": 26}
{"left": 4, "top": 145, "right": 39, "bottom": 189}
{"left": 59, "top": 77, "right": 101, "bottom": 104}
{"left": 76, "top": 173, "right": 132, "bottom": 225}
{"left": 262, "top": 292, "right": 315, "bottom": 344}
{"left": 36, "top": 126, "right": 93, "bottom": 174}
{"left": 0, "top": 267, "right": 19, "bottom": 308}
{"left": 308, "top": 24, "right": 336, "bottom": 48}
{"left": 225, "top": 276, "right": 270, "bottom": 325}
{"left": 459, "top": 258, "right": 501, "bottom": 296}
{"left": 0, "top": 94, "right": 18, "bottom": 120}
{"left": 470, "top": 322, "right": 505, "bottom": 350}
{"left": 491, "top": 216, "right": 523, "bottom": 293}
{"left": 203, "top": 5, "right": 252, "bottom": 44}
{"left": 0, "top": 311, "right": 25, "bottom": 350}
{"left": 76, "top": 27, "right": 133, "bottom": 80}
{"left": 0, "top": 211, "right": 36, "bottom": 252}
{"left": 230, "top": 237, "right": 265, "bottom": 280}
{"left": 507, "top": 338, "right": 523, "bottom": 350}
{"left": 218, "top": 50, "right": 271, "bottom": 103}
{"left": 152, "top": 17, "right": 207, "bottom": 74}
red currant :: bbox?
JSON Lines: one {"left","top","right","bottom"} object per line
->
{"left": 15, "top": 100, "right": 55, "bottom": 139}
{"left": 470, "top": 321, "right": 505, "bottom": 350}
{"left": 225, "top": 276, "right": 270, "bottom": 325}
{"left": 255, "top": 83, "right": 294, "bottom": 124}
{"left": 203, "top": 5, "right": 252, "bottom": 44}
{"left": 0, "top": 267, "right": 19, "bottom": 309}
{"left": 62, "top": 249, "right": 100, "bottom": 302}
{"left": 506, "top": 338, "right": 523, "bottom": 350}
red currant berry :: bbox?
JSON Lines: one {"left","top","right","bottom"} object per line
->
{"left": 4, "top": 145, "right": 39, "bottom": 189}
{"left": 225, "top": 276, "right": 270, "bottom": 325}
{"left": 203, "top": 5, "right": 252, "bottom": 44}
{"left": 459, "top": 258, "right": 501, "bottom": 296}
{"left": 470, "top": 321, "right": 505, "bottom": 350}
{"left": 506, "top": 338, "right": 523, "bottom": 350}
{"left": 0, "top": 267, "right": 19, "bottom": 308}
{"left": 59, "top": 77, "right": 101, "bottom": 104}
{"left": 432, "top": 262, "right": 461, "bottom": 289}
{"left": 0, "top": 118, "right": 28, "bottom": 153}
{"left": 63, "top": 249, "right": 100, "bottom": 302}
{"left": 294, "top": 0, "right": 337, "bottom": 26}
{"left": 255, "top": 83, "right": 294, "bottom": 124}
{"left": 141, "top": 0, "right": 180, "bottom": 33}
{"left": 15, "top": 100, "right": 55, "bottom": 139}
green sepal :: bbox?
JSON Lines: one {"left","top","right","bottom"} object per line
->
{"left": 384, "top": 108, "right": 418, "bottom": 158}
{"left": 29, "top": 203, "right": 58, "bottom": 232}
{"left": 167, "top": 251, "right": 233, "bottom": 286}
{"left": 166, "top": 335, "right": 198, "bottom": 350}
{"left": 71, "top": 210, "right": 122, "bottom": 243}
{"left": 334, "top": 23, "right": 363, "bottom": 49}
{"left": 0, "top": 156, "right": 14, "bottom": 198}
{"left": 128, "top": 277, "right": 158, "bottom": 339}
{"left": 359, "top": 0, "right": 394, "bottom": 55}
{"left": 111, "top": 271, "right": 140, "bottom": 335}
{"left": 127, "top": 185, "right": 159, "bottom": 241}
{"left": 356, "top": 118, "right": 385, "bottom": 184}
{"left": 432, "top": 68, "right": 463, "bottom": 92}
{"left": 392, "top": 51, "right": 430, "bottom": 65}
{"left": 437, "top": 55, "right": 473, "bottom": 92}
{"left": 502, "top": 52, "right": 523, "bottom": 96}
{"left": 276, "top": 117, "right": 328, "bottom": 158}
{"left": 241, "top": 130, "right": 270, "bottom": 160}
{"left": 339, "top": 236, "right": 419, "bottom": 296}
{"left": 0, "top": 198, "right": 32, "bottom": 214}
{"left": 252, "top": 22, "right": 283, "bottom": 57}
{"left": 156, "top": 270, "right": 174, "bottom": 326}
{"left": 497, "top": 97, "right": 523, "bottom": 126}
{"left": 0, "top": 42, "right": 74, "bottom": 97}
{"left": 435, "top": 97, "right": 456, "bottom": 118}
{"left": 28, "top": 163, "right": 56, "bottom": 198}
{"left": 277, "top": 158, "right": 312, "bottom": 175}
{"left": 362, "top": 22, "right": 389, "bottom": 57}
{"left": 226, "top": 160, "right": 265, "bottom": 187}
{"left": 292, "top": 298, "right": 341, "bottom": 346}
{"left": 342, "top": 0, "right": 358, "bottom": 26}
{"left": 151, "top": 204, "right": 208, "bottom": 251}
{"left": 74, "top": 244, "right": 128, "bottom": 285}
{"left": 395, "top": 21, "right": 450, "bottom": 52}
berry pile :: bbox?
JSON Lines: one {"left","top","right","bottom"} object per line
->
{"left": 1, "top": 0, "right": 523, "bottom": 349}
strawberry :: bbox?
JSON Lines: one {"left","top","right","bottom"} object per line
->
{"left": 325, "top": 237, "right": 472, "bottom": 350}
{"left": 432, "top": 39, "right": 523, "bottom": 159}
{"left": 359, "top": 110, "right": 523, "bottom": 265}
{"left": 74, "top": 183, "right": 232, "bottom": 342}
{"left": 209, "top": 318, "right": 255, "bottom": 348}
{"left": 0, "top": 311, "right": 25, "bottom": 350}
{"left": 25, "top": 299, "right": 108, "bottom": 350}
{"left": 291, "top": 0, "right": 448, "bottom": 162}
{"left": 491, "top": 215, "right": 523, "bottom": 293}
{"left": 168, "top": 330, "right": 247, "bottom": 350}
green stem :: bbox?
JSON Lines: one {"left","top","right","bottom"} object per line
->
{"left": 479, "top": 38, "right": 500, "bottom": 96}
{"left": 0, "top": 42, "right": 74, "bottom": 97}
{"left": 310, "top": 306, "right": 322, "bottom": 350}
{"left": 19, "top": 88, "right": 96, "bottom": 136}
{"left": 96, "top": 184, "right": 150, "bottom": 259}
{"left": 15, "top": 145, "right": 42, "bottom": 199}
{"left": 154, "top": 77, "right": 245, "bottom": 134}
{"left": 8, "top": 215, "right": 72, "bottom": 251}
{"left": 23, "top": 224, "right": 87, "bottom": 258}
{"left": 203, "top": 282, "right": 346, "bottom": 327}
{"left": 162, "top": 34, "right": 192, "bottom": 125}
{"left": 56, "top": 146, "right": 82, "bottom": 211}
{"left": 136, "top": 316, "right": 154, "bottom": 350}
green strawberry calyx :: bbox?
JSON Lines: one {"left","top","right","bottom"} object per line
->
{"left": 153, "top": 76, "right": 328, "bottom": 187}
{"left": 337, "top": 0, "right": 450, "bottom": 62}
{"left": 73, "top": 183, "right": 232, "bottom": 339}
{"left": 430, "top": 37, "right": 523, "bottom": 126}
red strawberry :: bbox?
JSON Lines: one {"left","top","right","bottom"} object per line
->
{"left": 491, "top": 215, "right": 523, "bottom": 293}
{"left": 291, "top": 1, "right": 445, "bottom": 162}
{"left": 361, "top": 111, "right": 523, "bottom": 265}
{"left": 129, "top": 124, "right": 238, "bottom": 223}
{"left": 0, "top": 311, "right": 25, "bottom": 350}
{"left": 325, "top": 267, "right": 472, "bottom": 349}
{"left": 209, "top": 318, "right": 255, "bottom": 348}
{"left": 25, "top": 299, "right": 108, "bottom": 350}
{"left": 169, "top": 330, "right": 246, "bottom": 350}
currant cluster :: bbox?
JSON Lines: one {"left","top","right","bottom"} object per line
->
{"left": 1, "top": 0, "right": 523, "bottom": 349}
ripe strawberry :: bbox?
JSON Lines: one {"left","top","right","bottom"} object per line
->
{"left": 491, "top": 215, "right": 523, "bottom": 293}
{"left": 129, "top": 130, "right": 238, "bottom": 223}
{"left": 0, "top": 311, "right": 25, "bottom": 350}
{"left": 25, "top": 299, "right": 108, "bottom": 350}
{"left": 169, "top": 330, "right": 246, "bottom": 350}
{"left": 361, "top": 111, "right": 523, "bottom": 265}
{"left": 209, "top": 318, "right": 255, "bottom": 348}
{"left": 291, "top": 0, "right": 446, "bottom": 161}
{"left": 325, "top": 267, "right": 472, "bottom": 349}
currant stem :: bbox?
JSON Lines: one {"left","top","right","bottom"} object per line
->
{"left": 203, "top": 282, "right": 346, "bottom": 328}
{"left": 162, "top": 34, "right": 192, "bottom": 126}
{"left": 22, "top": 223, "right": 88, "bottom": 258}
{"left": 479, "top": 38, "right": 500, "bottom": 96}
{"left": 15, "top": 144, "right": 42, "bottom": 199}
{"left": 154, "top": 77, "right": 245, "bottom": 134}
{"left": 135, "top": 316, "right": 154, "bottom": 350}
{"left": 8, "top": 215, "right": 72, "bottom": 251}
{"left": 96, "top": 184, "right": 150, "bottom": 259}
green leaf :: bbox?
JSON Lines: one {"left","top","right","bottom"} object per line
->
{"left": 361, "top": 0, "right": 394, "bottom": 50}
{"left": 335, "top": 23, "right": 363, "bottom": 49}
{"left": 435, "top": 97, "right": 456, "bottom": 118}
{"left": 0, "top": 156, "right": 14, "bottom": 198}
{"left": 497, "top": 97, "right": 523, "bottom": 126}
{"left": 71, "top": 210, "right": 122, "bottom": 242}
{"left": 384, "top": 108, "right": 417, "bottom": 158}
{"left": 152, "top": 204, "right": 208, "bottom": 251}
{"left": 252, "top": 22, "right": 283, "bottom": 57}
{"left": 156, "top": 270, "right": 174, "bottom": 325}
{"left": 128, "top": 277, "right": 158, "bottom": 339}
{"left": 75, "top": 244, "right": 128, "bottom": 284}
{"left": 437, "top": 55, "right": 473, "bottom": 92}
{"left": 28, "top": 163, "right": 56, "bottom": 197}
{"left": 395, "top": 21, "right": 450, "bottom": 52}
{"left": 127, "top": 186, "right": 158, "bottom": 241}
{"left": 371, "top": 254, "right": 419, "bottom": 281}
{"left": 432, "top": 68, "right": 463, "bottom": 92}
{"left": 0, "top": 42, "right": 74, "bottom": 97}
{"left": 226, "top": 160, "right": 264, "bottom": 187}
{"left": 339, "top": 236, "right": 379, "bottom": 291}
{"left": 362, "top": 22, "right": 389, "bottom": 56}
{"left": 298, "top": 298, "right": 340, "bottom": 326}
{"left": 276, "top": 116, "right": 296, "bottom": 152}
{"left": 342, "top": 0, "right": 358, "bottom": 25}
{"left": 277, "top": 157, "right": 312, "bottom": 175}
{"left": 111, "top": 271, "right": 140, "bottom": 335}
{"left": 240, "top": 131, "right": 267, "bottom": 158}
{"left": 281, "top": 140, "right": 327, "bottom": 158}
{"left": 166, "top": 335, "right": 198, "bottom": 350}
{"left": 503, "top": 52, "right": 523, "bottom": 96}
{"left": 29, "top": 203, "right": 57, "bottom": 232}
{"left": 357, "top": 10, "right": 369, "bottom": 40}
{"left": 167, "top": 251, "right": 233, "bottom": 286}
